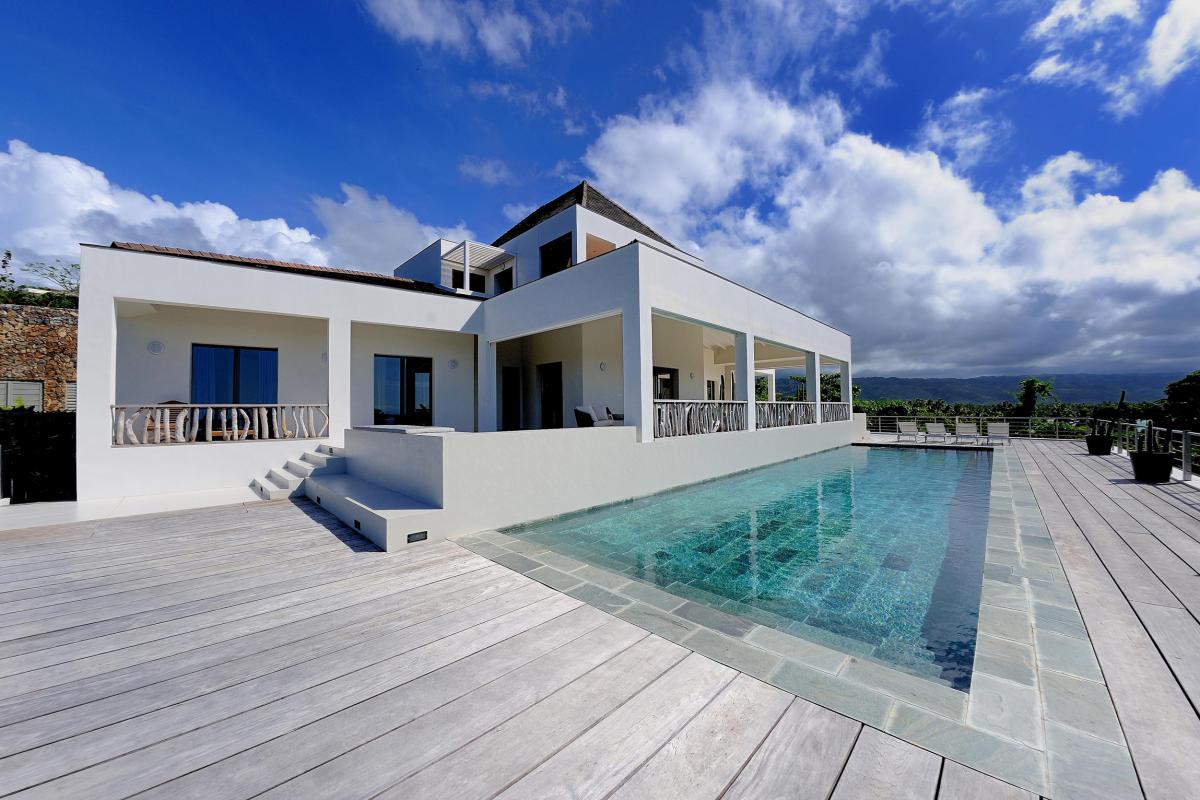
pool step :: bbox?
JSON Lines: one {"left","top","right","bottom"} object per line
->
{"left": 250, "top": 447, "right": 346, "bottom": 502}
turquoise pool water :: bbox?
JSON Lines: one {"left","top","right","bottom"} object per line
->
{"left": 504, "top": 446, "right": 993, "bottom": 689}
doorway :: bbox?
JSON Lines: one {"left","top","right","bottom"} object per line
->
{"left": 501, "top": 366, "right": 522, "bottom": 431}
{"left": 537, "top": 362, "right": 563, "bottom": 429}
{"left": 654, "top": 366, "right": 679, "bottom": 400}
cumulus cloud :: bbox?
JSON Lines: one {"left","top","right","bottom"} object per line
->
{"left": 0, "top": 140, "right": 468, "bottom": 277}
{"left": 849, "top": 31, "right": 893, "bottom": 91}
{"left": 1140, "top": 0, "right": 1200, "bottom": 88}
{"left": 917, "top": 88, "right": 1011, "bottom": 171}
{"left": 583, "top": 85, "right": 1200, "bottom": 374}
{"left": 364, "top": 0, "right": 587, "bottom": 65}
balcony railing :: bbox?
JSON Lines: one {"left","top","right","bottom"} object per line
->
{"left": 654, "top": 400, "right": 746, "bottom": 438}
{"left": 821, "top": 402, "right": 852, "bottom": 422}
{"left": 111, "top": 404, "right": 329, "bottom": 446}
{"left": 756, "top": 401, "right": 817, "bottom": 429}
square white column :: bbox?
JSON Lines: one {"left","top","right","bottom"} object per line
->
{"left": 840, "top": 361, "right": 852, "bottom": 405}
{"left": 623, "top": 306, "right": 653, "bottom": 442}
{"left": 765, "top": 371, "right": 777, "bottom": 402}
{"left": 326, "top": 316, "right": 352, "bottom": 444}
{"left": 477, "top": 335, "right": 497, "bottom": 432}
{"left": 806, "top": 350, "right": 822, "bottom": 423}
{"left": 735, "top": 332, "right": 756, "bottom": 431}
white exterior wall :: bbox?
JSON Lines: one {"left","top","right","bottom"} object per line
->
{"left": 350, "top": 323, "right": 476, "bottom": 430}
{"left": 392, "top": 239, "right": 454, "bottom": 285}
{"left": 519, "top": 325, "right": 583, "bottom": 428}
{"left": 580, "top": 315, "right": 624, "bottom": 414}
{"left": 651, "top": 315, "right": 709, "bottom": 400}
{"left": 497, "top": 206, "right": 578, "bottom": 285}
{"left": 574, "top": 206, "right": 701, "bottom": 267}
{"left": 114, "top": 305, "right": 328, "bottom": 406}
{"left": 76, "top": 246, "right": 482, "bottom": 500}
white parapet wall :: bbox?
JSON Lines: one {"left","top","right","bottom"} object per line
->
{"left": 336, "top": 421, "right": 855, "bottom": 549}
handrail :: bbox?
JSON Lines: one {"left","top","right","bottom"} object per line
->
{"left": 654, "top": 400, "right": 746, "bottom": 438}
{"left": 821, "top": 401, "right": 852, "bottom": 423}
{"left": 757, "top": 401, "right": 817, "bottom": 429}
{"left": 111, "top": 403, "right": 329, "bottom": 446}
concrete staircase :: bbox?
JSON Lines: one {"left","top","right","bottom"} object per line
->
{"left": 250, "top": 444, "right": 346, "bottom": 501}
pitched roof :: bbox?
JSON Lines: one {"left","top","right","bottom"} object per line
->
{"left": 491, "top": 181, "right": 676, "bottom": 249}
{"left": 107, "top": 242, "right": 475, "bottom": 299}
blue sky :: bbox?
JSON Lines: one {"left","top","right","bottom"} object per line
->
{"left": 3, "top": 1, "right": 1198, "bottom": 376}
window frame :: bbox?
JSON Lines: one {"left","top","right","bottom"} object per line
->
{"left": 372, "top": 354, "right": 434, "bottom": 426}
{"left": 189, "top": 344, "right": 279, "bottom": 405}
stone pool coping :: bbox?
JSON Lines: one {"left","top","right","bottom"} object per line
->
{"left": 452, "top": 445, "right": 1135, "bottom": 798}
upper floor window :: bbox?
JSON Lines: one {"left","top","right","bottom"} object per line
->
{"left": 494, "top": 267, "right": 514, "bottom": 295}
{"left": 539, "top": 233, "right": 573, "bottom": 278}
{"left": 469, "top": 272, "right": 485, "bottom": 293}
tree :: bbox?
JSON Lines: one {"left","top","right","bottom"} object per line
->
{"left": 23, "top": 259, "right": 80, "bottom": 295}
{"left": 1016, "top": 377, "right": 1055, "bottom": 417}
{"left": 1162, "top": 371, "right": 1200, "bottom": 431}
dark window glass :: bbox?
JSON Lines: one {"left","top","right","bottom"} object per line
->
{"left": 494, "top": 268, "right": 514, "bottom": 295}
{"left": 469, "top": 272, "right": 485, "bottom": 293}
{"left": 191, "top": 345, "right": 277, "bottom": 404}
{"left": 373, "top": 355, "right": 433, "bottom": 425}
{"left": 451, "top": 269, "right": 464, "bottom": 289}
{"left": 539, "top": 233, "right": 573, "bottom": 278}
{"left": 653, "top": 366, "right": 679, "bottom": 400}
{"left": 706, "top": 380, "right": 716, "bottom": 400}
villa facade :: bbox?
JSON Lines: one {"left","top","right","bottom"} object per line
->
{"left": 76, "top": 182, "right": 855, "bottom": 548}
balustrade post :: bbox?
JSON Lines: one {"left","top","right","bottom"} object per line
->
{"left": 1184, "top": 431, "right": 1193, "bottom": 481}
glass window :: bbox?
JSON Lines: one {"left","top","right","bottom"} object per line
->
{"left": 373, "top": 355, "right": 433, "bottom": 425}
{"left": 469, "top": 272, "right": 485, "bottom": 293}
{"left": 493, "top": 268, "right": 514, "bottom": 295}
{"left": 653, "top": 366, "right": 679, "bottom": 400}
{"left": 539, "top": 233, "right": 573, "bottom": 278}
{"left": 190, "top": 345, "right": 277, "bottom": 404}
{"left": 451, "top": 269, "right": 464, "bottom": 289}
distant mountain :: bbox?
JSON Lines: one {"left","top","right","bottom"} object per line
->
{"left": 850, "top": 373, "right": 1182, "bottom": 403}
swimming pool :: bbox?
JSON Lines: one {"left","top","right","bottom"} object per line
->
{"left": 503, "top": 445, "right": 993, "bottom": 690}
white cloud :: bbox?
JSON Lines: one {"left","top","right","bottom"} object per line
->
{"left": 364, "top": 0, "right": 587, "bottom": 65}
{"left": 457, "top": 157, "right": 514, "bottom": 186}
{"left": 1025, "top": 0, "right": 1200, "bottom": 117}
{"left": 917, "top": 88, "right": 1011, "bottom": 170}
{"left": 1140, "top": 0, "right": 1200, "bottom": 87}
{"left": 583, "top": 84, "right": 1200, "bottom": 374}
{"left": 0, "top": 140, "right": 468, "bottom": 277}
{"left": 502, "top": 202, "right": 535, "bottom": 222}
{"left": 849, "top": 31, "right": 893, "bottom": 90}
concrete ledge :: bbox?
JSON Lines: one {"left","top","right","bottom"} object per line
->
{"left": 304, "top": 473, "right": 441, "bottom": 550}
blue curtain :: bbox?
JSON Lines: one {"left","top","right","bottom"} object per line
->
{"left": 191, "top": 345, "right": 276, "bottom": 404}
{"left": 191, "top": 346, "right": 235, "bottom": 404}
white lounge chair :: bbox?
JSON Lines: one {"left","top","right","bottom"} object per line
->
{"left": 985, "top": 422, "right": 1011, "bottom": 445}
{"left": 955, "top": 422, "right": 982, "bottom": 444}
{"left": 925, "top": 422, "right": 952, "bottom": 443}
{"left": 897, "top": 421, "right": 921, "bottom": 442}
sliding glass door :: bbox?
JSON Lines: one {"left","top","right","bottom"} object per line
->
{"left": 191, "top": 345, "right": 278, "bottom": 404}
{"left": 373, "top": 355, "right": 433, "bottom": 425}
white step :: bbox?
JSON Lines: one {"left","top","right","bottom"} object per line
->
{"left": 250, "top": 476, "right": 291, "bottom": 501}
{"left": 301, "top": 451, "right": 346, "bottom": 472}
{"left": 317, "top": 444, "right": 345, "bottom": 457}
{"left": 285, "top": 458, "right": 315, "bottom": 478}
{"left": 305, "top": 473, "right": 442, "bottom": 551}
{"left": 268, "top": 468, "right": 303, "bottom": 491}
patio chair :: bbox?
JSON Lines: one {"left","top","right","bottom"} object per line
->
{"left": 955, "top": 421, "right": 982, "bottom": 444}
{"left": 924, "top": 422, "right": 952, "bottom": 443}
{"left": 574, "top": 406, "right": 618, "bottom": 428}
{"left": 897, "top": 421, "right": 921, "bottom": 442}
{"left": 985, "top": 422, "right": 1011, "bottom": 446}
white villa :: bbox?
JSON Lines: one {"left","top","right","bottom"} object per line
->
{"left": 77, "top": 182, "right": 856, "bottom": 548}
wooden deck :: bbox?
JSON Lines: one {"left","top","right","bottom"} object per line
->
{"left": 0, "top": 496, "right": 1034, "bottom": 798}
{"left": 1015, "top": 440, "right": 1200, "bottom": 800}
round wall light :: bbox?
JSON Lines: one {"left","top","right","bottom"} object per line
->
{"left": 690, "top": 372, "right": 695, "bottom": 380}
{"left": 599, "top": 361, "right": 608, "bottom": 372}
{"left": 147, "top": 341, "right": 165, "bottom": 355}
{"left": 448, "top": 359, "right": 459, "bottom": 369}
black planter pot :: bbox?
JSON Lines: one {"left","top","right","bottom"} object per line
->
{"left": 1130, "top": 452, "right": 1174, "bottom": 483}
{"left": 1085, "top": 434, "right": 1114, "bottom": 455}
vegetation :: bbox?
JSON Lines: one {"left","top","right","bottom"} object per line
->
{"left": 853, "top": 371, "right": 1200, "bottom": 432}
{"left": 0, "top": 250, "right": 79, "bottom": 308}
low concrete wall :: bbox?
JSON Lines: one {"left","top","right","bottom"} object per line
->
{"left": 346, "top": 421, "right": 854, "bottom": 542}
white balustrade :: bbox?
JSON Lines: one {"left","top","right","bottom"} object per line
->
{"left": 653, "top": 400, "right": 747, "bottom": 438}
{"left": 111, "top": 404, "right": 329, "bottom": 445}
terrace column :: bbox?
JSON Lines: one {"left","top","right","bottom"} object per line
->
{"left": 477, "top": 336, "right": 497, "bottom": 432}
{"left": 806, "top": 351, "right": 822, "bottom": 423}
{"left": 765, "top": 371, "right": 777, "bottom": 402}
{"left": 623, "top": 305, "right": 654, "bottom": 442}
{"left": 840, "top": 361, "right": 852, "bottom": 406}
{"left": 327, "top": 316, "right": 352, "bottom": 444}
{"left": 735, "top": 332, "right": 756, "bottom": 432}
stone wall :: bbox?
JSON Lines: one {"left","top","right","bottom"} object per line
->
{"left": 0, "top": 304, "right": 79, "bottom": 411}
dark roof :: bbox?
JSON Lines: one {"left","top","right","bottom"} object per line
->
{"left": 107, "top": 242, "right": 475, "bottom": 299}
{"left": 491, "top": 181, "right": 676, "bottom": 249}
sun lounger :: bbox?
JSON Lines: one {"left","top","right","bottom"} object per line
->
{"left": 956, "top": 422, "right": 982, "bottom": 444}
{"left": 985, "top": 422, "right": 1011, "bottom": 445}
{"left": 897, "top": 421, "right": 921, "bottom": 442}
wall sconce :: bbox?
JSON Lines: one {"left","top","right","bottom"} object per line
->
{"left": 321, "top": 351, "right": 328, "bottom": 363}
{"left": 599, "top": 361, "right": 608, "bottom": 372}
{"left": 448, "top": 359, "right": 459, "bottom": 369}
{"left": 147, "top": 341, "right": 164, "bottom": 355}
{"left": 689, "top": 372, "right": 695, "bottom": 380}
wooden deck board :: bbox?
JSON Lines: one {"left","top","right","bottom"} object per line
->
{"left": 0, "top": 465, "right": 1193, "bottom": 799}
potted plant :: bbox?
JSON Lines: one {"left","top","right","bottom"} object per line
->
{"left": 1130, "top": 424, "right": 1175, "bottom": 483}
{"left": 1085, "top": 391, "right": 1124, "bottom": 456}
